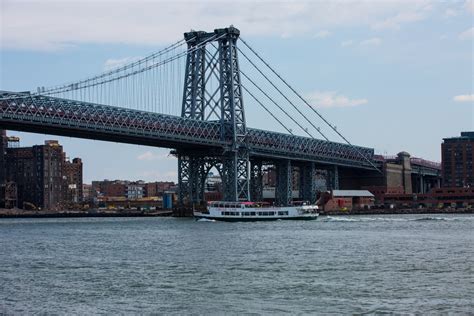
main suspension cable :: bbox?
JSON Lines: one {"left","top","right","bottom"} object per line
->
{"left": 37, "top": 38, "right": 188, "bottom": 95}
{"left": 241, "top": 84, "right": 294, "bottom": 135}
{"left": 237, "top": 46, "right": 329, "bottom": 141}
{"left": 240, "top": 70, "right": 313, "bottom": 138}
{"left": 239, "top": 37, "right": 381, "bottom": 172}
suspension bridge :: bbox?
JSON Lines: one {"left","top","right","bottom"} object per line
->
{"left": 0, "top": 26, "right": 381, "bottom": 206}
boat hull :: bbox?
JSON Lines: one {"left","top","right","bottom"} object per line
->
{"left": 194, "top": 214, "right": 319, "bottom": 222}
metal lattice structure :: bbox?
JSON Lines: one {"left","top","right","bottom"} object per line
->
{"left": 0, "top": 26, "right": 379, "bottom": 206}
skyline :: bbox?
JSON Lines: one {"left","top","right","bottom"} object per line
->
{"left": 1, "top": 0, "right": 473, "bottom": 183}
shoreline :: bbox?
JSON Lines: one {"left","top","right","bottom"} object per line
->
{"left": 0, "top": 208, "right": 472, "bottom": 218}
{"left": 320, "top": 208, "right": 473, "bottom": 216}
{"left": 0, "top": 208, "right": 173, "bottom": 219}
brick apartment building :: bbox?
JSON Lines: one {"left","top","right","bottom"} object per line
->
{"left": 5, "top": 140, "right": 65, "bottom": 209}
{"left": 442, "top": 131, "right": 474, "bottom": 187}
{"left": 0, "top": 131, "right": 83, "bottom": 210}
{"left": 64, "top": 158, "right": 83, "bottom": 204}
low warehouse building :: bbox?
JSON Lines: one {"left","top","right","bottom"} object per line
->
{"left": 320, "top": 190, "right": 375, "bottom": 212}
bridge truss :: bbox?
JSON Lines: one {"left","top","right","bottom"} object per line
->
{"left": 0, "top": 26, "right": 378, "bottom": 206}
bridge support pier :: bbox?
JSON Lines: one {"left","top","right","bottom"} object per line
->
{"left": 326, "top": 165, "right": 339, "bottom": 191}
{"left": 300, "top": 162, "right": 316, "bottom": 203}
{"left": 276, "top": 159, "right": 292, "bottom": 206}
{"left": 250, "top": 160, "right": 263, "bottom": 202}
{"left": 221, "top": 150, "right": 250, "bottom": 202}
{"left": 178, "top": 154, "right": 206, "bottom": 205}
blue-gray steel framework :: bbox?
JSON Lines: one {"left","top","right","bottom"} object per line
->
{"left": 0, "top": 27, "right": 376, "bottom": 205}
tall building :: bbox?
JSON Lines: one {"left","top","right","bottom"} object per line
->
{"left": 0, "top": 130, "right": 7, "bottom": 186}
{"left": 6, "top": 140, "right": 65, "bottom": 209}
{"left": 442, "top": 131, "right": 474, "bottom": 187}
{"left": 64, "top": 158, "right": 83, "bottom": 204}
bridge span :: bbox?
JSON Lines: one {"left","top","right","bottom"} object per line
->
{"left": 0, "top": 26, "right": 381, "bottom": 206}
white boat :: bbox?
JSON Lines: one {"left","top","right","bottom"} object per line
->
{"left": 194, "top": 201, "right": 319, "bottom": 222}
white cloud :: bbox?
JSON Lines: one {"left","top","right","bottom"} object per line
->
{"left": 341, "top": 40, "right": 354, "bottom": 47}
{"left": 314, "top": 30, "right": 331, "bottom": 38}
{"left": 104, "top": 57, "right": 142, "bottom": 71}
{"left": 466, "top": 0, "right": 474, "bottom": 14}
{"left": 306, "top": 91, "right": 368, "bottom": 108}
{"left": 1, "top": 0, "right": 440, "bottom": 51}
{"left": 453, "top": 94, "right": 474, "bottom": 102}
{"left": 137, "top": 151, "right": 174, "bottom": 161}
{"left": 371, "top": 2, "right": 432, "bottom": 31}
{"left": 360, "top": 37, "right": 382, "bottom": 46}
{"left": 459, "top": 27, "right": 474, "bottom": 40}
{"left": 444, "top": 8, "right": 458, "bottom": 17}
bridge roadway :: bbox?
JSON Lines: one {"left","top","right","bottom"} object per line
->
{"left": 0, "top": 92, "right": 375, "bottom": 169}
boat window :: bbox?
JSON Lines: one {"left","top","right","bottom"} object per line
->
{"left": 269, "top": 211, "right": 275, "bottom": 216}
{"left": 250, "top": 212, "right": 256, "bottom": 216}
{"left": 278, "top": 211, "right": 288, "bottom": 216}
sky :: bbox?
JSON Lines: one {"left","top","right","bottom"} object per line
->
{"left": 1, "top": 0, "right": 473, "bottom": 183}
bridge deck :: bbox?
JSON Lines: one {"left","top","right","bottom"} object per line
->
{"left": 0, "top": 92, "right": 375, "bottom": 169}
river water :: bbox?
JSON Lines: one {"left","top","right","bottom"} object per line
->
{"left": 1, "top": 214, "right": 473, "bottom": 314}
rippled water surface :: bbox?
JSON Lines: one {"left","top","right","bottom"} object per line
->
{"left": 1, "top": 214, "right": 473, "bottom": 314}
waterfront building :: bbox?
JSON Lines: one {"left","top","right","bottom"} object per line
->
{"left": 0, "top": 130, "right": 7, "bottom": 185}
{"left": 6, "top": 140, "right": 65, "bottom": 209}
{"left": 82, "top": 184, "right": 94, "bottom": 202}
{"left": 92, "top": 180, "right": 128, "bottom": 197}
{"left": 64, "top": 158, "right": 83, "bottom": 204}
{"left": 145, "top": 181, "right": 176, "bottom": 197}
{"left": 0, "top": 131, "right": 84, "bottom": 210}
{"left": 126, "top": 182, "right": 145, "bottom": 200}
{"left": 205, "top": 173, "right": 222, "bottom": 192}
{"left": 442, "top": 131, "right": 474, "bottom": 187}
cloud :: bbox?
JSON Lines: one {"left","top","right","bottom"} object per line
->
{"left": 466, "top": 0, "right": 474, "bottom": 14}
{"left": 444, "top": 8, "right": 458, "bottom": 17}
{"left": 314, "top": 30, "right": 331, "bottom": 38}
{"left": 453, "top": 94, "right": 474, "bottom": 102}
{"left": 2, "top": 0, "right": 440, "bottom": 51}
{"left": 104, "top": 57, "right": 142, "bottom": 71}
{"left": 341, "top": 40, "right": 354, "bottom": 47}
{"left": 360, "top": 37, "right": 382, "bottom": 46}
{"left": 137, "top": 151, "right": 174, "bottom": 161}
{"left": 306, "top": 91, "right": 368, "bottom": 108}
{"left": 459, "top": 27, "right": 474, "bottom": 40}
{"left": 371, "top": 2, "right": 432, "bottom": 31}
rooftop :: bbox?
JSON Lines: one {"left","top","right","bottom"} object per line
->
{"left": 332, "top": 190, "right": 374, "bottom": 197}
{"left": 443, "top": 131, "right": 474, "bottom": 142}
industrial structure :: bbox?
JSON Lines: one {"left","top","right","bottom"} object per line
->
{"left": 0, "top": 26, "right": 445, "bottom": 208}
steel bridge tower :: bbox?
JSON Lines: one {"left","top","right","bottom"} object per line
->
{"left": 178, "top": 26, "right": 253, "bottom": 205}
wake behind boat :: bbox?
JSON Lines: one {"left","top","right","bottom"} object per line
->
{"left": 194, "top": 201, "right": 319, "bottom": 222}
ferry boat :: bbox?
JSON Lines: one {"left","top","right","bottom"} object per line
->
{"left": 194, "top": 201, "right": 319, "bottom": 222}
